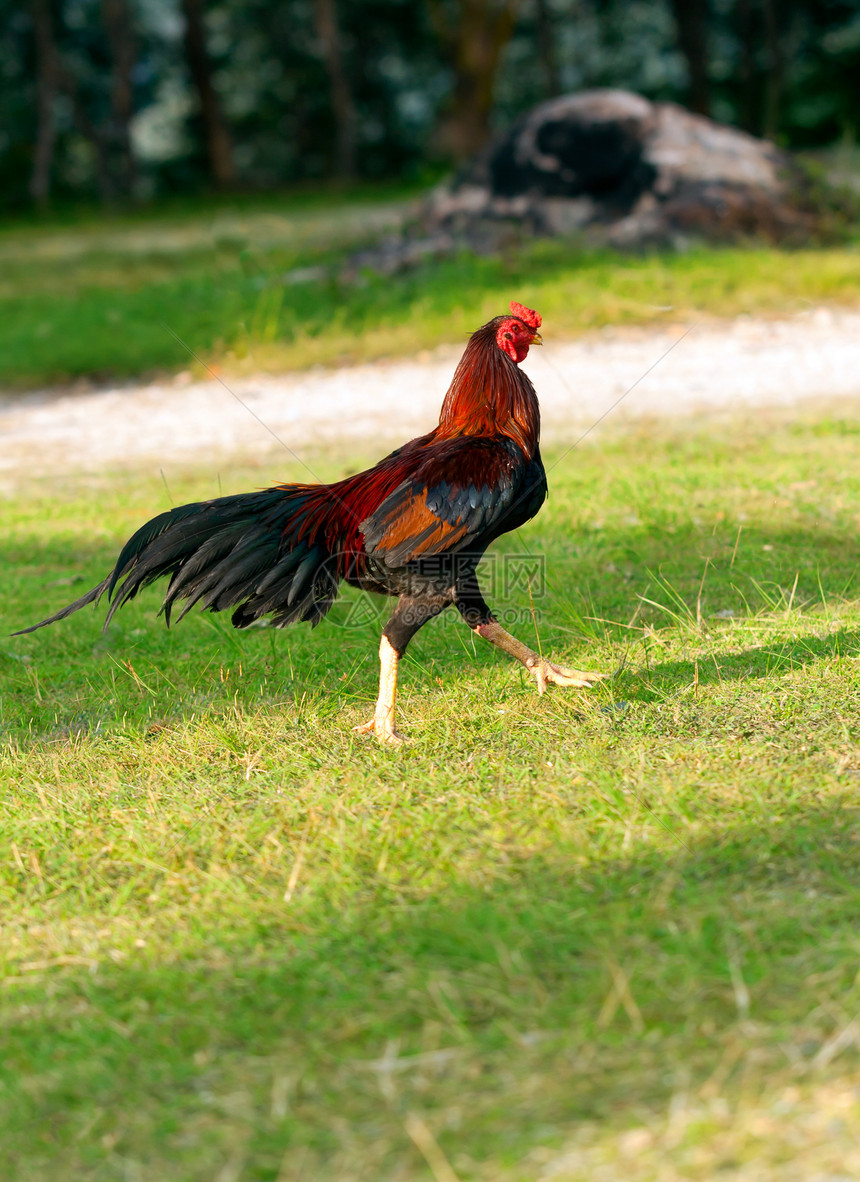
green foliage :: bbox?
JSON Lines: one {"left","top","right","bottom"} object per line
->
{"left": 2, "top": 409, "right": 859, "bottom": 1178}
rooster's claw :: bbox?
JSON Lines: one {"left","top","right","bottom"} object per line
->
{"left": 354, "top": 718, "right": 409, "bottom": 746}
{"left": 528, "top": 659, "right": 607, "bottom": 695}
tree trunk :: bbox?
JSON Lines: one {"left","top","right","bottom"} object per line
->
{"left": 66, "top": 83, "right": 116, "bottom": 203}
{"left": 431, "top": 0, "right": 520, "bottom": 161}
{"left": 314, "top": 0, "right": 357, "bottom": 180}
{"left": 669, "top": 0, "right": 711, "bottom": 117}
{"left": 760, "top": 0, "right": 783, "bottom": 140}
{"left": 101, "top": 0, "right": 137, "bottom": 195}
{"left": 534, "top": 0, "right": 561, "bottom": 98}
{"left": 29, "top": 0, "right": 60, "bottom": 206}
{"left": 735, "top": 0, "right": 758, "bottom": 134}
{"left": 180, "top": 0, "right": 237, "bottom": 188}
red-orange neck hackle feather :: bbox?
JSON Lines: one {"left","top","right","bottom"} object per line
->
{"left": 437, "top": 300, "right": 543, "bottom": 461}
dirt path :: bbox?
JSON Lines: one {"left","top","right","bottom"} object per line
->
{"left": 1, "top": 306, "right": 858, "bottom": 489}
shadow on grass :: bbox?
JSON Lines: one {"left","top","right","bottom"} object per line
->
{"left": 3, "top": 802, "right": 860, "bottom": 1180}
{"left": 627, "top": 627, "right": 860, "bottom": 702}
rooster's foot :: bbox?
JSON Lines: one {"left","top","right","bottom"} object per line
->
{"left": 528, "top": 659, "right": 607, "bottom": 696}
{"left": 353, "top": 717, "right": 408, "bottom": 746}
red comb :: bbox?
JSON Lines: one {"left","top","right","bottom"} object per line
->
{"left": 509, "top": 301, "right": 542, "bottom": 329}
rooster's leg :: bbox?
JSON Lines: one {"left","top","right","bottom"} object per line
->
{"left": 473, "top": 620, "right": 606, "bottom": 693}
{"left": 353, "top": 635, "right": 405, "bottom": 744}
{"left": 456, "top": 576, "right": 606, "bottom": 694}
{"left": 354, "top": 595, "right": 448, "bottom": 744}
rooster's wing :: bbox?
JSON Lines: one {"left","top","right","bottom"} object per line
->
{"left": 359, "top": 436, "right": 543, "bottom": 568}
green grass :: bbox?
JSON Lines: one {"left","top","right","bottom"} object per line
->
{"left": 2, "top": 406, "right": 860, "bottom": 1179}
{"left": 1, "top": 188, "right": 859, "bottom": 387}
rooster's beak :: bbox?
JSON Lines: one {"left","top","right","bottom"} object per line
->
{"left": 532, "top": 332, "right": 543, "bottom": 346}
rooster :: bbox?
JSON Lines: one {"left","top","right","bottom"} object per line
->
{"left": 16, "top": 302, "right": 605, "bottom": 742}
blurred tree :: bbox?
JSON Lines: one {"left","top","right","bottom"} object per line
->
{"left": 28, "top": 0, "right": 153, "bottom": 203}
{"left": 29, "top": 0, "right": 61, "bottom": 204}
{"left": 101, "top": 0, "right": 136, "bottom": 192}
{"left": 180, "top": 0, "right": 236, "bottom": 187}
{"left": 430, "top": 0, "right": 521, "bottom": 159}
{"left": 57, "top": 7, "right": 118, "bottom": 203}
{"left": 668, "top": 0, "right": 711, "bottom": 115}
{"left": 735, "top": 0, "right": 757, "bottom": 132}
{"left": 314, "top": 0, "right": 357, "bottom": 179}
{"left": 534, "top": 0, "right": 562, "bottom": 97}
{"left": 1, "top": 0, "right": 858, "bottom": 212}
{"left": 759, "top": 0, "right": 783, "bottom": 138}
{"left": 714, "top": 0, "right": 859, "bottom": 146}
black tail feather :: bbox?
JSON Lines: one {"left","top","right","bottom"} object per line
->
{"left": 13, "top": 486, "right": 342, "bottom": 637}
{"left": 12, "top": 576, "right": 112, "bottom": 636}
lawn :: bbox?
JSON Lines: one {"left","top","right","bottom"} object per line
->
{"left": 2, "top": 405, "right": 859, "bottom": 1180}
{"left": 1, "top": 186, "right": 859, "bottom": 387}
